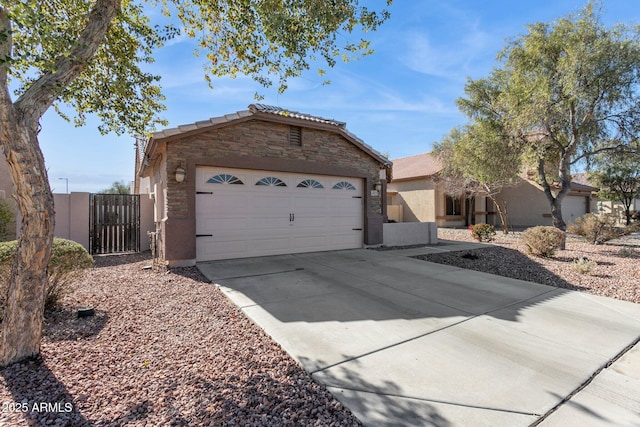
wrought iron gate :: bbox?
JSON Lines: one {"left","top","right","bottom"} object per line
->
{"left": 89, "top": 194, "right": 140, "bottom": 254}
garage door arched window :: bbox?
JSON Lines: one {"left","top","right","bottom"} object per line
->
{"left": 297, "top": 179, "right": 324, "bottom": 189}
{"left": 332, "top": 181, "right": 356, "bottom": 190}
{"left": 207, "top": 174, "right": 244, "bottom": 185}
{"left": 256, "top": 177, "right": 287, "bottom": 187}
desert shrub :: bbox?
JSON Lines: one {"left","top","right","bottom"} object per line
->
{"left": 469, "top": 223, "right": 496, "bottom": 242}
{"left": 618, "top": 247, "right": 637, "bottom": 258}
{"left": 0, "top": 238, "right": 94, "bottom": 316}
{"left": 0, "top": 199, "right": 14, "bottom": 241}
{"left": 571, "top": 257, "right": 597, "bottom": 275}
{"left": 568, "top": 213, "right": 640, "bottom": 244}
{"left": 522, "top": 226, "right": 565, "bottom": 257}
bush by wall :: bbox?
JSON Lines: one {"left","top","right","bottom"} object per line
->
{"left": 522, "top": 226, "right": 566, "bottom": 257}
{"left": 0, "top": 238, "right": 94, "bottom": 319}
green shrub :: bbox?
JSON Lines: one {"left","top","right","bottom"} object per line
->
{"left": 522, "top": 226, "right": 565, "bottom": 257}
{"left": 0, "top": 199, "right": 14, "bottom": 242}
{"left": 0, "top": 238, "right": 94, "bottom": 316}
{"left": 571, "top": 257, "right": 597, "bottom": 275}
{"left": 567, "top": 213, "right": 640, "bottom": 244}
{"left": 469, "top": 223, "right": 496, "bottom": 242}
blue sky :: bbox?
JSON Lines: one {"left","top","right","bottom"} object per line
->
{"left": 38, "top": 1, "right": 640, "bottom": 193}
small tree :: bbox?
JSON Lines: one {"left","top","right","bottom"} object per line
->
{"left": 590, "top": 153, "right": 640, "bottom": 225}
{"left": 434, "top": 121, "right": 522, "bottom": 234}
{"left": 99, "top": 180, "right": 131, "bottom": 195}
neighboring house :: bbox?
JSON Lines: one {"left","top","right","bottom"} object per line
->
{"left": 387, "top": 152, "right": 598, "bottom": 229}
{"left": 492, "top": 171, "right": 598, "bottom": 228}
{"left": 135, "top": 104, "right": 391, "bottom": 266}
{"left": 573, "top": 172, "right": 640, "bottom": 225}
{"left": 386, "top": 153, "right": 474, "bottom": 228}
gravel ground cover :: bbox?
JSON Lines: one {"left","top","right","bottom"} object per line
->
{"left": 423, "top": 228, "right": 640, "bottom": 304}
{"left": 0, "top": 253, "right": 361, "bottom": 426}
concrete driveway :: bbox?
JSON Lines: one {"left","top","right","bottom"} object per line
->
{"left": 197, "top": 245, "right": 640, "bottom": 426}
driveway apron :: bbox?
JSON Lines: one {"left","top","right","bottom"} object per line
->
{"left": 197, "top": 247, "right": 640, "bottom": 426}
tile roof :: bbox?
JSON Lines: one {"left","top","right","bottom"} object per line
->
{"left": 391, "top": 152, "right": 443, "bottom": 181}
{"left": 250, "top": 104, "right": 346, "bottom": 127}
{"left": 568, "top": 181, "right": 599, "bottom": 192}
{"left": 140, "top": 104, "right": 391, "bottom": 176}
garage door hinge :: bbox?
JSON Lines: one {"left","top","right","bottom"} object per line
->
{"left": 196, "top": 234, "right": 213, "bottom": 237}
{"left": 352, "top": 196, "right": 362, "bottom": 199}
{"left": 196, "top": 191, "right": 213, "bottom": 195}
{"left": 352, "top": 228, "right": 363, "bottom": 231}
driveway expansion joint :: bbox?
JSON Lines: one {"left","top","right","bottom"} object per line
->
{"left": 309, "top": 316, "right": 477, "bottom": 375}
{"left": 325, "top": 386, "right": 542, "bottom": 417}
{"left": 530, "top": 335, "right": 640, "bottom": 426}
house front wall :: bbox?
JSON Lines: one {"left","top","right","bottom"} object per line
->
{"left": 387, "top": 179, "right": 436, "bottom": 222}
{"left": 154, "top": 119, "right": 384, "bottom": 265}
{"left": 493, "top": 180, "right": 594, "bottom": 228}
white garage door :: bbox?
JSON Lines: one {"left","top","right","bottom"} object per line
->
{"left": 196, "top": 167, "right": 364, "bottom": 261}
{"left": 564, "top": 195, "right": 588, "bottom": 224}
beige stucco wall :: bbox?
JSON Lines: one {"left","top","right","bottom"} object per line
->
{"left": 493, "top": 179, "right": 594, "bottom": 227}
{"left": 54, "top": 193, "right": 91, "bottom": 250}
{"left": 387, "top": 179, "right": 437, "bottom": 223}
{"left": 493, "top": 181, "right": 552, "bottom": 228}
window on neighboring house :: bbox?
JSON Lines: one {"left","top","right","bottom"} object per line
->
{"left": 445, "top": 195, "right": 462, "bottom": 216}
{"left": 289, "top": 126, "right": 302, "bottom": 146}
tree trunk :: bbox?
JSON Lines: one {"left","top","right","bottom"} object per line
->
{"left": 0, "top": 0, "right": 119, "bottom": 367}
{"left": 488, "top": 195, "right": 509, "bottom": 234}
{"left": 550, "top": 198, "right": 567, "bottom": 231}
{"left": 0, "top": 113, "right": 54, "bottom": 367}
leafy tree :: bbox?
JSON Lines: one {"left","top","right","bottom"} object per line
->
{"left": 100, "top": 180, "right": 131, "bottom": 195}
{"left": 434, "top": 121, "right": 522, "bottom": 234}
{"left": 590, "top": 153, "right": 640, "bottom": 225}
{"left": 0, "top": 0, "right": 391, "bottom": 366}
{"left": 456, "top": 2, "right": 640, "bottom": 231}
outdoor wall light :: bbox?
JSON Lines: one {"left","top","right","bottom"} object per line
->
{"left": 374, "top": 181, "right": 382, "bottom": 192}
{"left": 175, "top": 166, "right": 186, "bottom": 183}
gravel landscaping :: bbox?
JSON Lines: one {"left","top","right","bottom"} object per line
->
{"left": 424, "top": 228, "right": 640, "bottom": 304}
{"left": 0, "top": 253, "right": 361, "bottom": 426}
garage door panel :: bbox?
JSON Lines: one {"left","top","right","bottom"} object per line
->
{"left": 198, "top": 218, "right": 248, "bottom": 236}
{"left": 292, "top": 195, "right": 329, "bottom": 211}
{"left": 328, "top": 232, "right": 363, "bottom": 249}
{"left": 199, "top": 194, "right": 250, "bottom": 216}
{"left": 251, "top": 237, "right": 292, "bottom": 253}
{"left": 291, "top": 235, "right": 329, "bottom": 250}
{"left": 197, "top": 238, "right": 247, "bottom": 260}
{"left": 564, "top": 196, "right": 587, "bottom": 224}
